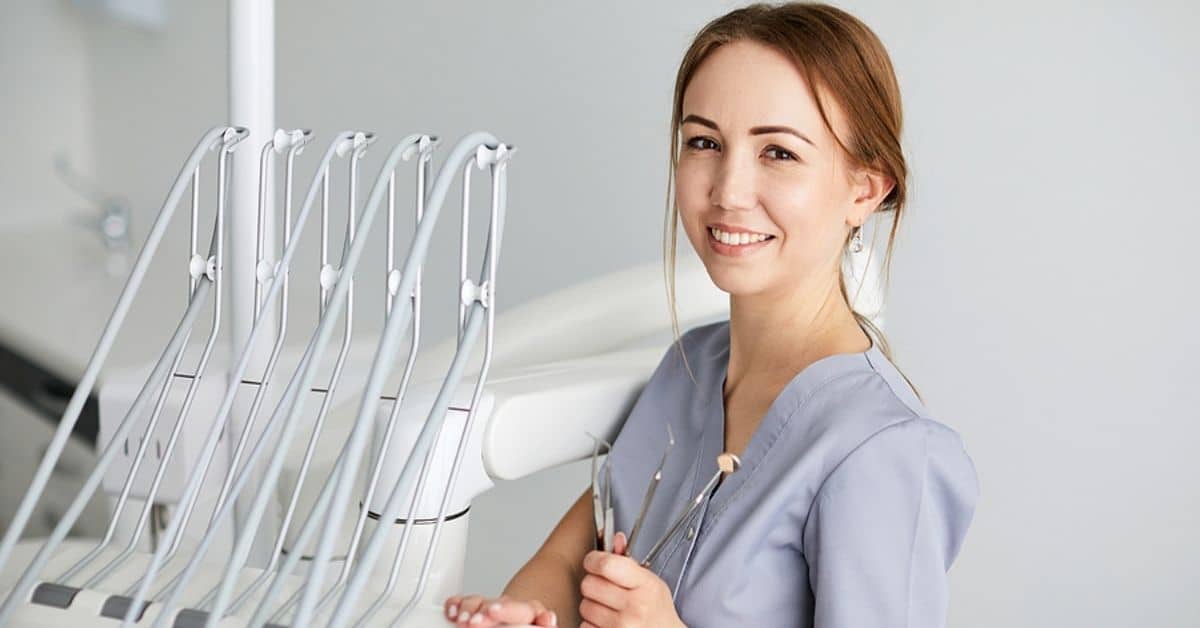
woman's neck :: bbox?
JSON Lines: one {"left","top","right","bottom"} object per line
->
{"left": 725, "top": 276, "right": 868, "bottom": 394}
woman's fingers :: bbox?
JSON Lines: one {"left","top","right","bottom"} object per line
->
{"left": 580, "top": 573, "right": 627, "bottom": 611}
{"left": 484, "top": 598, "right": 543, "bottom": 624}
{"left": 532, "top": 609, "right": 559, "bottom": 626}
{"left": 451, "top": 594, "right": 491, "bottom": 625}
{"left": 579, "top": 597, "right": 620, "bottom": 627}
{"left": 445, "top": 594, "right": 554, "bottom": 627}
{"left": 612, "top": 531, "right": 628, "bottom": 556}
{"left": 582, "top": 549, "right": 646, "bottom": 589}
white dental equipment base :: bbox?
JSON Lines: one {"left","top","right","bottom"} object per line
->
{"left": 0, "top": 273, "right": 727, "bottom": 627}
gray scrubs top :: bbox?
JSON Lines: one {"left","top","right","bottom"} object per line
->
{"left": 603, "top": 320, "right": 978, "bottom": 627}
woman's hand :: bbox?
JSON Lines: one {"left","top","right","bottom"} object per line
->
{"left": 443, "top": 594, "right": 557, "bottom": 627}
{"left": 578, "top": 532, "right": 686, "bottom": 628}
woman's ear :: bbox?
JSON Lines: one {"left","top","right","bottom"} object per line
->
{"left": 848, "top": 167, "right": 895, "bottom": 226}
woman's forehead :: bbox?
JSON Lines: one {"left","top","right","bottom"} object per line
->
{"left": 682, "top": 40, "right": 837, "bottom": 140}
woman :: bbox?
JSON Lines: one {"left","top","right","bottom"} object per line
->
{"left": 445, "top": 3, "right": 978, "bottom": 626}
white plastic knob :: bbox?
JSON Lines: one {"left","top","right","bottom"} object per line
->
{"left": 256, "top": 259, "right": 275, "bottom": 284}
{"left": 387, "top": 269, "right": 403, "bottom": 297}
{"left": 319, "top": 264, "right": 340, "bottom": 291}
{"left": 460, "top": 279, "right": 491, "bottom": 307}
{"left": 188, "top": 254, "right": 207, "bottom": 280}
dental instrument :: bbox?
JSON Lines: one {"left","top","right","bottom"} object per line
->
{"left": 586, "top": 433, "right": 614, "bottom": 553}
{"left": 640, "top": 452, "right": 742, "bottom": 568}
{"left": 626, "top": 424, "right": 674, "bottom": 556}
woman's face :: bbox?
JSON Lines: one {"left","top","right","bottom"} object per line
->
{"left": 676, "top": 39, "right": 883, "bottom": 298}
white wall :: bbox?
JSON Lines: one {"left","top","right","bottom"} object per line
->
{"left": 857, "top": 2, "right": 1200, "bottom": 625}
{"left": 0, "top": 1, "right": 94, "bottom": 228}
{"left": 6, "top": 1, "right": 1199, "bottom": 625}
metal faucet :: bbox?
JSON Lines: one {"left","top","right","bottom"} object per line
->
{"left": 55, "top": 152, "right": 133, "bottom": 255}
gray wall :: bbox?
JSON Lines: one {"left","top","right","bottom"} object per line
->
{"left": 3, "top": 1, "right": 1198, "bottom": 625}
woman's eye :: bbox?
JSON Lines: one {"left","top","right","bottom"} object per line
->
{"left": 685, "top": 136, "right": 719, "bottom": 151}
{"left": 764, "top": 146, "right": 797, "bottom": 161}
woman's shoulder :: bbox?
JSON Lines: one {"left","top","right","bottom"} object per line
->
{"left": 807, "top": 364, "right": 979, "bottom": 530}
{"left": 806, "top": 408, "right": 980, "bottom": 564}
{"left": 779, "top": 340, "right": 978, "bottom": 508}
{"left": 802, "top": 338, "right": 957, "bottom": 435}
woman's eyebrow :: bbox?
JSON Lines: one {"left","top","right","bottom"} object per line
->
{"left": 682, "top": 114, "right": 814, "bottom": 147}
{"left": 749, "top": 125, "right": 815, "bottom": 147}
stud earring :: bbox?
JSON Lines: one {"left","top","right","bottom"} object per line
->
{"left": 850, "top": 225, "right": 864, "bottom": 253}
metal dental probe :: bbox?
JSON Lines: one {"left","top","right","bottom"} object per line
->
{"left": 640, "top": 452, "right": 741, "bottom": 567}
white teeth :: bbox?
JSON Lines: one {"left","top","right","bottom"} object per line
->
{"left": 710, "top": 227, "right": 770, "bottom": 246}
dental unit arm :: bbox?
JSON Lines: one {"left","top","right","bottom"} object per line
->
{"left": 378, "top": 253, "right": 731, "bottom": 492}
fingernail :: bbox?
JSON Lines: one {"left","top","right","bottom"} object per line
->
{"left": 448, "top": 604, "right": 458, "bottom": 618}
{"left": 549, "top": 611, "right": 558, "bottom": 626}
{"left": 488, "top": 602, "right": 501, "bottom": 614}
{"left": 458, "top": 611, "right": 470, "bottom": 621}
{"left": 470, "top": 612, "right": 483, "bottom": 624}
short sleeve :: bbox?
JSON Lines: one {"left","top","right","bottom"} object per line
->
{"left": 801, "top": 418, "right": 979, "bottom": 628}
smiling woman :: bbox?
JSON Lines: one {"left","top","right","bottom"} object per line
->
{"left": 665, "top": 3, "right": 910, "bottom": 390}
{"left": 444, "top": 4, "right": 977, "bottom": 628}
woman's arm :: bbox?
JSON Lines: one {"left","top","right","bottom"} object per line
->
{"left": 447, "top": 487, "right": 595, "bottom": 626}
{"left": 801, "top": 418, "right": 979, "bottom": 628}
{"left": 501, "top": 487, "right": 596, "bottom": 625}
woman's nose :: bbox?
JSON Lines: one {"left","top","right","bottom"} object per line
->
{"left": 709, "top": 155, "right": 756, "bottom": 211}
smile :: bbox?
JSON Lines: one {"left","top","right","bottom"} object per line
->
{"left": 707, "top": 227, "right": 774, "bottom": 256}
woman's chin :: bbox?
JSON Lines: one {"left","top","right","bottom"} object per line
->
{"left": 704, "top": 268, "right": 770, "bottom": 297}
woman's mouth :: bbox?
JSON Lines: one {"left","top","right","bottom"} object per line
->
{"left": 707, "top": 226, "right": 775, "bottom": 257}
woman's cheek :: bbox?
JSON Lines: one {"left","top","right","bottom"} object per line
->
{"left": 674, "top": 174, "right": 707, "bottom": 217}
{"left": 675, "top": 191, "right": 709, "bottom": 246}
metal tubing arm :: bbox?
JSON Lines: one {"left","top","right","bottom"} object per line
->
{"left": 193, "top": 133, "right": 431, "bottom": 628}
{"left": 114, "top": 131, "right": 364, "bottom": 626}
{"left": 243, "top": 132, "right": 503, "bottom": 627}
{"left": 83, "top": 136, "right": 235, "bottom": 589}
{"left": 139, "top": 133, "right": 431, "bottom": 627}
{"left": 307, "top": 136, "right": 510, "bottom": 628}
{"left": 55, "top": 152, "right": 212, "bottom": 585}
{"left": 0, "top": 277, "right": 214, "bottom": 625}
{"left": 210, "top": 134, "right": 373, "bottom": 612}
{"left": 0, "top": 126, "right": 248, "bottom": 626}
{"left": 142, "top": 129, "right": 313, "bottom": 602}
{"left": 306, "top": 146, "right": 433, "bottom": 615}
{"left": 0, "top": 126, "right": 237, "bottom": 578}
{"left": 363, "top": 153, "right": 509, "bottom": 627}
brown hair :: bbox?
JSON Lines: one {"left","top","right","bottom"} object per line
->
{"left": 664, "top": 1, "right": 922, "bottom": 400}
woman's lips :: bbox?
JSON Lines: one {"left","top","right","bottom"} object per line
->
{"left": 707, "top": 229, "right": 774, "bottom": 257}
